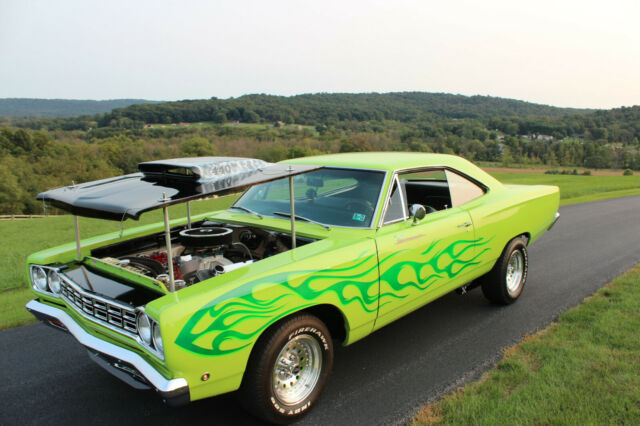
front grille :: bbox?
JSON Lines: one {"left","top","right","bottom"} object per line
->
{"left": 60, "top": 279, "right": 138, "bottom": 336}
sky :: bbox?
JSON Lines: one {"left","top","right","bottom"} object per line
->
{"left": 1, "top": 0, "right": 639, "bottom": 109}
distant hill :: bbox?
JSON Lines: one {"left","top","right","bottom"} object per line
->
{"left": 0, "top": 98, "right": 160, "bottom": 117}
{"left": 105, "top": 92, "right": 592, "bottom": 126}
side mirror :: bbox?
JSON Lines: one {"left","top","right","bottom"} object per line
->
{"left": 409, "top": 204, "right": 426, "bottom": 224}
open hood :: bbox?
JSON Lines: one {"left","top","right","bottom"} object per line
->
{"left": 37, "top": 157, "right": 322, "bottom": 221}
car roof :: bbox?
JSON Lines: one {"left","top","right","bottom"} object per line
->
{"left": 282, "top": 152, "right": 503, "bottom": 189}
{"left": 282, "top": 152, "right": 469, "bottom": 171}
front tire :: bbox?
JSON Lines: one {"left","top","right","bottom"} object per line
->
{"left": 239, "top": 313, "right": 333, "bottom": 424}
{"left": 480, "top": 237, "right": 528, "bottom": 304}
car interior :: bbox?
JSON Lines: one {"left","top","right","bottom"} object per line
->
{"left": 402, "top": 179, "right": 452, "bottom": 212}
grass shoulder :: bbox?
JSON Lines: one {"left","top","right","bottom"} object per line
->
{"left": 413, "top": 263, "right": 640, "bottom": 425}
{"left": 489, "top": 171, "right": 640, "bottom": 205}
{"left": 0, "top": 288, "right": 36, "bottom": 331}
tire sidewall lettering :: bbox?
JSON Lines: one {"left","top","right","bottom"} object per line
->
{"left": 521, "top": 245, "right": 528, "bottom": 284}
{"left": 288, "top": 327, "right": 329, "bottom": 351}
{"left": 268, "top": 324, "right": 329, "bottom": 416}
{"left": 269, "top": 396, "right": 312, "bottom": 416}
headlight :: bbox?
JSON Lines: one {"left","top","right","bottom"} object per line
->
{"left": 137, "top": 313, "right": 152, "bottom": 345}
{"left": 48, "top": 270, "right": 62, "bottom": 294}
{"left": 31, "top": 266, "right": 48, "bottom": 292}
{"left": 152, "top": 322, "right": 163, "bottom": 354}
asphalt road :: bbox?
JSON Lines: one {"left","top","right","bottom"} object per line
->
{"left": 2, "top": 196, "right": 639, "bottom": 426}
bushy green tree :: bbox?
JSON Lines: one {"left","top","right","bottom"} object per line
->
{"left": 0, "top": 162, "right": 26, "bottom": 213}
{"left": 179, "top": 137, "right": 215, "bottom": 157}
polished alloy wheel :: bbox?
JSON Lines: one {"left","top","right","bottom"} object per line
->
{"left": 272, "top": 334, "right": 322, "bottom": 406}
{"left": 505, "top": 250, "right": 524, "bottom": 295}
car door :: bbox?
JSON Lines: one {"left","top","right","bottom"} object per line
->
{"left": 373, "top": 170, "right": 481, "bottom": 330}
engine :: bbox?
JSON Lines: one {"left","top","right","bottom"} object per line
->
{"left": 96, "top": 221, "right": 314, "bottom": 290}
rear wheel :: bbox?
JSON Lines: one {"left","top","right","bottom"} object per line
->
{"left": 481, "top": 237, "right": 528, "bottom": 304}
{"left": 239, "top": 313, "right": 333, "bottom": 424}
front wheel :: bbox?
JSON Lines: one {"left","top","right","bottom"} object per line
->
{"left": 480, "top": 237, "right": 528, "bottom": 304}
{"left": 239, "top": 313, "right": 333, "bottom": 424}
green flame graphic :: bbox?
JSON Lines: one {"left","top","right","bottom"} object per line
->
{"left": 379, "top": 237, "right": 491, "bottom": 306}
{"left": 175, "top": 238, "right": 490, "bottom": 356}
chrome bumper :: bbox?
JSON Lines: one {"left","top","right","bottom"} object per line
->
{"left": 548, "top": 211, "right": 560, "bottom": 230}
{"left": 26, "top": 299, "right": 189, "bottom": 406}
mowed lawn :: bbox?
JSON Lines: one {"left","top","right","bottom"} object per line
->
{"left": 414, "top": 264, "right": 640, "bottom": 425}
{"left": 490, "top": 172, "right": 640, "bottom": 205}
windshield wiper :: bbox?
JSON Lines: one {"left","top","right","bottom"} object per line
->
{"left": 273, "top": 212, "right": 331, "bottom": 230}
{"left": 228, "top": 205, "right": 263, "bottom": 219}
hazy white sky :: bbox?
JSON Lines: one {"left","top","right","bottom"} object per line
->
{"left": 1, "top": 0, "right": 639, "bottom": 108}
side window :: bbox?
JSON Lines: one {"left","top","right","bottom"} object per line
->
{"left": 399, "top": 168, "right": 485, "bottom": 212}
{"left": 383, "top": 179, "right": 407, "bottom": 224}
{"left": 445, "top": 170, "right": 485, "bottom": 207}
{"left": 400, "top": 168, "right": 452, "bottom": 211}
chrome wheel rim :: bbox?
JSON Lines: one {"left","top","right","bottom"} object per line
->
{"left": 272, "top": 334, "right": 322, "bottom": 406}
{"left": 506, "top": 251, "right": 524, "bottom": 295}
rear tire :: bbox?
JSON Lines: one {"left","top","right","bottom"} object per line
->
{"left": 480, "top": 237, "right": 528, "bottom": 304}
{"left": 239, "top": 313, "right": 333, "bottom": 424}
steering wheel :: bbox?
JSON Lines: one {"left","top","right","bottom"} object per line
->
{"left": 305, "top": 188, "right": 317, "bottom": 200}
{"left": 344, "top": 199, "right": 374, "bottom": 215}
{"left": 424, "top": 205, "right": 437, "bottom": 214}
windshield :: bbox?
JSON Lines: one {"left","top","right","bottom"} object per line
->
{"left": 233, "top": 168, "right": 385, "bottom": 228}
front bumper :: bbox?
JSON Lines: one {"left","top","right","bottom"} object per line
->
{"left": 26, "top": 299, "right": 190, "bottom": 407}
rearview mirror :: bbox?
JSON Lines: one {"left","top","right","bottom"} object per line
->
{"left": 306, "top": 176, "right": 324, "bottom": 188}
{"left": 409, "top": 204, "right": 426, "bottom": 224}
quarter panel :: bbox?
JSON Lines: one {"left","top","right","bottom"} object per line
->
{"left": 465, "top": 184, "right": 560, "bottom": 271}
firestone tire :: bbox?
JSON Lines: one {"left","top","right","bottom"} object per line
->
{"left": 239, "top": 313, "right": 334, "bottom": 425}
{"left": 480, "top": 237, "right": 528, "bottom": 305}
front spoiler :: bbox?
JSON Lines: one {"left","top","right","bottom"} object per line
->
{"left": 26, "top": 299, "right": 190, "bottom": 406}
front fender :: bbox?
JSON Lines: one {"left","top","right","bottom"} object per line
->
{"left": 148, "top": 236, "right": 380, "bottom": 401}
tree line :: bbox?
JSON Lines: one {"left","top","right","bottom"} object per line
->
{"left": 2, "top": 116, "right": 639, "bottom": 214}
{"left": 8, "top": 92, "right": 640, "bottom": 146}
{"left": 10, "top": 92, "right": 588, "bottom": 130}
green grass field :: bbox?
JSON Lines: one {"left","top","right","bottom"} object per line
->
{"left": 413, "top": 263, "right": 640, "bottom": 425}
{"left": 221, "top": 122, "right": 316, "bottom": 131}
{"left": 491, "top": 172, "right": 640, "bottom": 205}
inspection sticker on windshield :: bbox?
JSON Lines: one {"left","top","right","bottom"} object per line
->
{"left": 352, "top": 213, "right": 366, "bottom": 222}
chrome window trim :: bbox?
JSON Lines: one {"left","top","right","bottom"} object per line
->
{"left": 394, "top": 165, "right": 490, "bottom": 193}
{"left": 232, "top": 166, "right": 389, "bottom": 230}
{"left": 376, "top": 165, "right": 490, "bottom": 228}
{"left": 380, "top": 175, "right": 409, "bottom": 226}
{"left": 377, "top": 165, "right": 481, "bottom": 228}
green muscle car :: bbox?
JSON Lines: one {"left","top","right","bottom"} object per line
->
{"left": 26, "top": 152, "right": 559, "bottom": 424}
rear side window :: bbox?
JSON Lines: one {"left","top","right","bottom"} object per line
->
{"left": 445, "top": 170, "right": 485, "bottom": 207}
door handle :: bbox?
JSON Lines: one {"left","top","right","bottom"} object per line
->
{"left": 457, "top": 221, "right": 472, "bottom": 228}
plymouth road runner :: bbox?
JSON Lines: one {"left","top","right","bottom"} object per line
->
{"left": 26, "top": 152, "right": 559, "bottom": 423}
